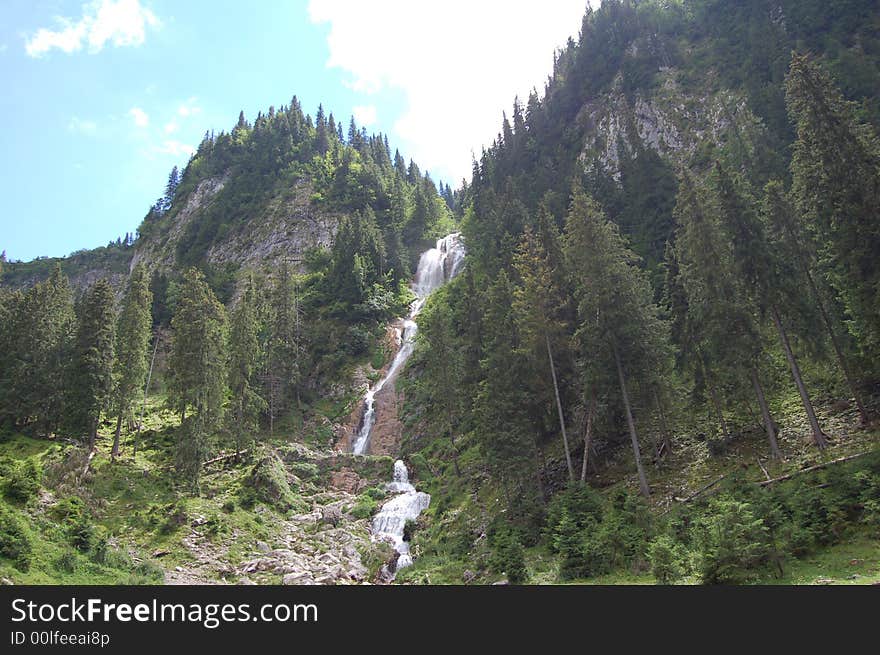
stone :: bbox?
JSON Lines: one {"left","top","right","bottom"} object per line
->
{"left": 282, "top": 572, "right": 312, "bottom": 585}
{"left": 255, "top": 541, "right": 270, "bottom": 554}
{"left": 329, "top": 469, "right": 366, "bottom": 495}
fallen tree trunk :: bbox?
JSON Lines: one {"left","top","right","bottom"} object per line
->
{"left": 673, "top": 474, "right": 727, "bottom": 503}
{"left": 202, "top": 450, "right": 249, "bottom": 467}
{"left": 758, "top": 452, "right": 872, "bottom": 487}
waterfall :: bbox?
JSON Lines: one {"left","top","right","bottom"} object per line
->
{"left": 372, "top": 460, "right": 431, "bottom": 575}
{"left": 351, "top": 233, "right": 465, "bottom": 579}
{"left": 351, "top": 233, "right": 466, "bottom": 455}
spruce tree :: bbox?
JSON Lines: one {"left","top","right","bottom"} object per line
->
{"left": 512, "top": 226, "right": 574, "bottom": 483}
{"left": 168, "top": 268, "right": 228, "bottom": 490}
{"left": 563, "top": 188, "right": 671, "bottom": 497}
{"left": 762, "top": 180, "right": 870, "bottom": 423}
{"left": 228, "top": 275, "right": 265, "bottom": 455}
{"left": 26, "top": 266, "right": 76, "bottom": 435}
{"left": 111, "top": 265, "right": 153, "bottom": 459}
{"left": 786, "top": 53, "right": 880, "bottom": 367}
{"left": 68, "top": 279, "right": 117, "bottom": 449}
{"left": 672, "top": 172, "right": 780, "bottom": 456}
{"left": 266, "top": 263, "right": 303, "bottom": 429}
{"left": 473, "top": 271, "right": 537, "bottom": 498}
{"left": 711, "top": 163, "right": 828, "bottom": 450}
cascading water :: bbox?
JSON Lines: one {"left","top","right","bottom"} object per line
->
{"left": 372, "top": 460, "right": 431, "bottom": 575}
{"left": 352, "top": 233, "right": 466, "bottom": 455}
{"left": 351, "top": 233, "right": 466, "bottom": 578}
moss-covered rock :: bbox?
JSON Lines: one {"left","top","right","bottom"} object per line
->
{"left": 239, "top": 452, "right": 300, "bottom": 512}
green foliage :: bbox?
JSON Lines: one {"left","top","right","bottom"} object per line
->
{"left": 3, "top": 457, "right": 41, "bottom": 502}
{"left": 349, "top": 493, "right": 378, "bottom": 520}
{"left": 488, "top": 523, "right": 528, "bottom": 584}
{"left": 648, "top": 535, "right": 688, "bottom": 584}
{"left": 545, "top": 486, "right": 652, "bottom": 580}
{"left": 0, "top": 506, "right": 33, "bottom": 571}
{"left": 239, "top": 452, "right": 298, "bottom": 511}
{"left": 692, "top": 497, "right": 771, "bottom": 584}
{"left": 67, "top": 279, "right": 116, "bottom": 444}
{"left": 168, "top": 268, "right": 228, "bottom": 490}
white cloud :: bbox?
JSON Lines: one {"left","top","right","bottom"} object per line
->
{"left": 68, "top": 116, "right": 98, "bottom": 135}
{"left": 155, "top": 140, "right": 195, "bottom": 157}
{"left": 352, "top": 104, "right": 377, "bottom": 127}
{"left": 129, "top": 106, "right": 149, "bottom": 127}
{"left": 164, "top": 120, "right": 179, "bottom": 134}
{"left": 308, "top": 0, "right": 594, "bottom": 183}
{"left": 25, "top": 0, "right": 160, "bottom": 58}
{"left": 177, "top": 97, "right": 202, "bottom": 117}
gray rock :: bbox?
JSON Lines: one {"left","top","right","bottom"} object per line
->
{"left": 255, "top": 541, "right": 270, "bottom": 554}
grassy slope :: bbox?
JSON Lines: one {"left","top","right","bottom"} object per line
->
{"left": 396, "top": 353, "right": 880, "bottom": 585}
{"left": 0, "top": 393, "right": 381, "bottom": 585}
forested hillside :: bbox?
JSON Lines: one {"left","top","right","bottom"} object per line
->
{"left": 0, "top": 95, "right": 455, "bottom": 584}
{"left": 398, "top": 0, "right": 880, "bottom": 584}
{"left": 1, "top": 0, "right": 879, "bottom": 585}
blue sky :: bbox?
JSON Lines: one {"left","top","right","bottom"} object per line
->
{"left": 1, "top": 0, "right": 591, "bottom": 262}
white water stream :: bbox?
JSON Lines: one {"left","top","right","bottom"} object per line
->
{"left": 352, "top": 233, "right": 466, "bottom": 576}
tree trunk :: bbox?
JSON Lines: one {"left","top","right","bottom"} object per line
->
{"left": 136, "top": 332, "right": 161, "bottom": 456}
{"left": 698, "top": 349, "right": 731, "bottom": 440}
{"left": 533, "top": 440, "right": 546, "bottom": 503}
{"left": 112, "top": 413, "right": 123, "bottom": 460}
{"left": 771, "top": 306, "right": 828, "bottom": 449}
{"left": 789, "top": 225, "right": 869, "bottom": 423}
{"left": 546, "top": 333, "right": 573, "bottom": 483}
{"left": 580, "top": 390, "right": 596, "bottom": 483}
{"left": 612, "top": 338, "right": 650, "bottom": 497}
{"left": 653, "top": 388, "right": 672, "bottom": 457}
{"left": 89, "top": 417, "right": 98, "bottom": 451}
{"left": 448, "top": 426, "right": 461, "bottom": 477}
{"left": 751, "top": 367, "right": 781, "bottom": 459}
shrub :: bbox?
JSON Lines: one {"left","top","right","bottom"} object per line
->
{"left": 349, "top": 494, "right": 377, "bottom": 520}
{"left": 693, "top": 497, "right": 771, "bottom": 584}
{"left": 489, "top": 524, "right": 528, "bottom": 584}
{"left": 68, "top": 515, "right": 97, "bottom": 552}
{"left": 544, "top": 485, "right": 604, "bottom": 552}
{"left": 648, "top": 535, "right": 688, "bottom": 584}
{"left": 290, "top": 461, "right": 319, "bottom": 481}
{"left": 55, "top": 549, "right": 79, "bottom": 573}
{"left": 0, "top": 507, "right": 33, "bottom": 571}
{"left": 4, "top": 458, "right": 41, "bottom": 502}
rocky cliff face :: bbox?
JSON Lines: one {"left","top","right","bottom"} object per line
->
{"left": 131, "top": 175, "right": 340, "bottom": 276}
{"left": 577, "top": 67, "right": 764, "bottom": 180}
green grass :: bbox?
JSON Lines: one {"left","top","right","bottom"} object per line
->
{"left": 768, "top": 533, "right": 880, "bottom": 585}
{"left": 0, "top": 396, "right": 312, "bottom": 585}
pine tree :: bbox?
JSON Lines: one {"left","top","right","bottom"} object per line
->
{"left": 228, "top": 275, "right": 265, "bottom": 455}
{"left": 563, "top": 188, "right": 671, "bottom": 497}
{"left": 68, "top": 279, "right": 117, "bottom": 449}
{"left": 512, "top": 226, "right": 574, "bottom": 483}
{"left": 3, "top": 266, "right": 76, "bottom": 434}
{"left": 762, "top": 180, "right": 870, "bottom": 423}
{"left": 168, "top": 268, "right": 228, "bottom": 490}
{"left": 266, "top": 264, "right": 303, "bottom": 430}
{"left": 786, "top": 53, "right": 880, "bottom": 367}
{"left": 711, "top": 163, "right": 827, "bottom": 450}
{"left": 111, "top": 265, "right": 153, "bottom": 459}
{"left": 473, "top": 271, "right": 537, "bottom": 498}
